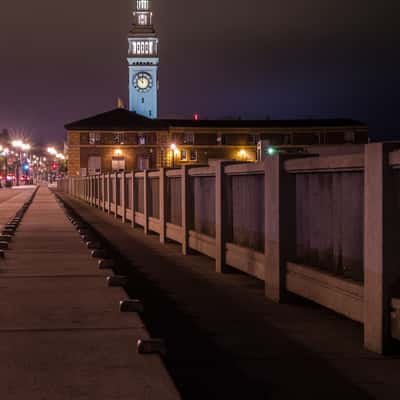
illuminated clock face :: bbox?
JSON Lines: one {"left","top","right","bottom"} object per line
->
{"left": 133, "top": 72, "right": 153, "bottom": 93}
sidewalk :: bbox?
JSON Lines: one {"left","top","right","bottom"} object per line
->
{"left": 0, "top": 187, "right": 180, "bottom": 400}
{"left": 58, "top": 191, "right": 400, "bottom": 400}
{"left": 0, "top": 188, "right": 35, "bottom": 229}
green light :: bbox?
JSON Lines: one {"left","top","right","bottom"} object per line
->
{"left": 267, "top": 147, "right": 277, "bottom": 156}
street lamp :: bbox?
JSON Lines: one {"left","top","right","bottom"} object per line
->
{"left": 170, "top": 143, "right": 177, "bottom": 168}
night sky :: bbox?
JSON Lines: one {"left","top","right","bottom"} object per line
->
{"left": 0, "top": 0, "right": 399, "bottom": 144}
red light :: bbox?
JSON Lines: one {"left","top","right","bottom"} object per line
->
{"left": 193, "top": 113, "right": 200, "bottom": 121}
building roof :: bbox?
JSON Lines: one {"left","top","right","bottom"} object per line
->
{"left": 65, "top": 108, "right": 169, "bottom": 131}
{"left": 65, "top": 108, "right": 367, "bottom": 132}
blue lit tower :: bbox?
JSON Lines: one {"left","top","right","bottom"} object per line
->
{"left": 127, "top": 0, "right": 159, "bottom": 118}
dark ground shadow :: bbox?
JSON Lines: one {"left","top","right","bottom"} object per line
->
{"left": 58, "top": 193, "right": 383, "bottom": 400}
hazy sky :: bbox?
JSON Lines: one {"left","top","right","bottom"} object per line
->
{"left": 0, "top": 0, "right": 399, "bottom": 143}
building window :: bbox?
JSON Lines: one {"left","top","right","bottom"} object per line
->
{"left": 88, "top": 156, "right": 101, "bottom": 174}
{"left": 180, "top": 150, "right": 188, "bottom": 161}
{"left": 141, "top": 97, "right": 145, "bottom": 104}
{"left": 138, "top": 135, "right": 146, "bottom": 145}
{"left": 344, "top": 131, "right": 355, "bottom": 143}
{"left": 248, "top": 135, "right": 260, "bottom": 145}
{"left": 112, "top": 133, "right": 125, "bottom": 145}
{"left": 137, "top": 0, "right": 149, "bottom": 10}
{"left": 183, "top": 133, "right": 195, "bottom": 145}
{"left": 217, "top": 133, "right": 225, "bottom": 145}
{"left": 190, "top": 150, "right": 197, "bottom": 161}
{"left": 89, "top": 132, "right": 101, "bottom": 145}
{"left": 138, "top": 14, "right": 147, "bottom": 25}
{"left": 112, "top": 157, "right": 125, "bottom": 171}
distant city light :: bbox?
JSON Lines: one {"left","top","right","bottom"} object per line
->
{"left": 267, "top": 147, "right": 277, "bottom": 156}
{"left": 193, "top": 113, "right": 200, "bottom": 121}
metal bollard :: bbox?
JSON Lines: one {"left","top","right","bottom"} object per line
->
{"left": 98, "top": 259, "right": 115, "bottom": 269}
{"left": 119, "top": 299, "right": 144, "bottom": 313}
{"left": 0, "top": 235, "right": 12, "bottom": 243}
{"left": 107, "top": 275, "right": 128, "bottom": 287}
{"left": 86, "top": 241, "right": 102, "bottom": 250}
{"left": 137, "top": 339, "right": 166, "bottom": 356}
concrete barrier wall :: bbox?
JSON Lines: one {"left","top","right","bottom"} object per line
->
{"left": 58, "top": 144, "right": 400, "bottom": 354}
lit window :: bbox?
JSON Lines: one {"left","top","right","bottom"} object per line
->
{"left": 190, "top": 150, "right": 197, "bottom": 161}
{"left": 112, "top": 133, "right": 124, "bottom": 145}
{"left": 89, "top": 132, "right": 101, "bottom": 145}
{"left": 180, "top": 150, "right": 188, "bottom": 161}
{"left": 138, "top": 135, "right": 146, "bottom": 145}
{"left": 183, "top": 133, "right": 195, "bottom": 145}
{"left": 137, "top": 0, "right": 149, "bottom": 10}
{"left": 138, "top": 14, "right": 147, "bottom": 25}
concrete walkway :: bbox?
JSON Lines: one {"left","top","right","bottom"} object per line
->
{"left": 0, "top": 188, "right": 35, "bottom": 230}
{"left": 0, "top": 187, "right": 180, "bottom": 400}
{"left": 58, "top": 191, "right": 400, "bottom": 400}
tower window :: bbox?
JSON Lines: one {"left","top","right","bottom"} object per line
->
{"left": 141, "top": 97, "right": 144, "bottom": 104}
{"left": 149, "top": 110, "right": 152, "bottom": 117}
{"left": 138, "top": 14, "right": 147, "bottom": 25}
{"left": 137, "top": 0, "right": 149, "bottom": 10}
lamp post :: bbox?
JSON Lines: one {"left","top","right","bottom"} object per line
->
{"left": 170, "top": 143, "right": 177, "bottom": 168}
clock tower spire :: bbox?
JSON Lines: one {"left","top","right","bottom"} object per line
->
{"left": 127, "top": 0, "right": 159, "bottom": 119}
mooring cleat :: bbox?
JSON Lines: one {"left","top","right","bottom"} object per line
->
{"left": 119, "top": 299, "right": 144, "bottom": 313}
{"left": 107, "top": 275, "right": 128, "bottom": 287}
{"left": 137, "top": 339, "right": 166, "bottom": 356}
{"left": 98, "top": 259, "right": 115, "bottom": 269}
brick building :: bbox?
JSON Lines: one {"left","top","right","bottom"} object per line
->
{"left": 65, "top": 108, "right": 368, "bottom": 176}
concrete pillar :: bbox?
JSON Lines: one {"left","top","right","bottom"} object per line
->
{"left": 159, "top": 168, "right": 167, "bottom": 244}
{"left": 121, "top": 172, "right": 126, "bottom": 223}
{"left": 131, "top": 171, "right": 136, "bottom": 228}
{"left": 101, "top": 174, "right": 105, "bottom": 211}
{"left": 143, "top": 170, "right": 149, "bottom": 235}
{"left": 364, "top": 143, "right": 398, "bottom": 354}
{"left": 181, "top": 166, "right": 190, "bottom": 255}
{"left": 264, "top": 155, "right": 296, "bottom": 303}
{"left": 107, "top": 173, "right": 111, "bottom": 215}
{"left": 113, "top": 172, "right": 118, "bottom": 219}
{"left": 215, "top": 161, "right": 230, "bottom": 273}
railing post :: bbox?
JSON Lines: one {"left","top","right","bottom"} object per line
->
{"left": 143, "top": 170, "right": 149, "bottom": 235}
{"left": 131, "top": 170, "right": 136, "bottom": 228}
{"left": 181, "top": 166, "right": 190, "bottom": 255}
{"left": 113, "top": 172, "right": 118, "bottom": 218}
{"left": 264, "top": 155, "right": 296, "bottom": 303}
{"left": 215, "top": 160, "right": 229, "bottom": 273}
{"left": 159, "top": 168, "right": 166, "bottom": 244}
{"left": 107, "top": 173, "right": 111, "bottom": 215}
{"left": 121, "top": 171, "right": 126, "bottom": 223}
{"left": 364, "top": 143, "right": 398, "bottom": 354}
{"left": 89, "top": 176, "right": 93, "bottom": 205}
{"left": 101, "top": 173, "right": 105, "bottom": 211}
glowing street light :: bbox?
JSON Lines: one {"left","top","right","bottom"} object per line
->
{"left": 170, "top": 143, "right": 178, "bottom": 168}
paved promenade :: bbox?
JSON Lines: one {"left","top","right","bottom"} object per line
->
{"left": 0, "top": 187, "right": 179, "bottom": 400}
{"left": 0, "top": 188, "right": 35, "bottom": 230}
{"left": 57, "top": 191, "right": 400, "bottom": 400}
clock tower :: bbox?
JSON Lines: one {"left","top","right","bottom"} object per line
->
{"left": 127, "top": 0, "right": 159, "bottom": 118}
